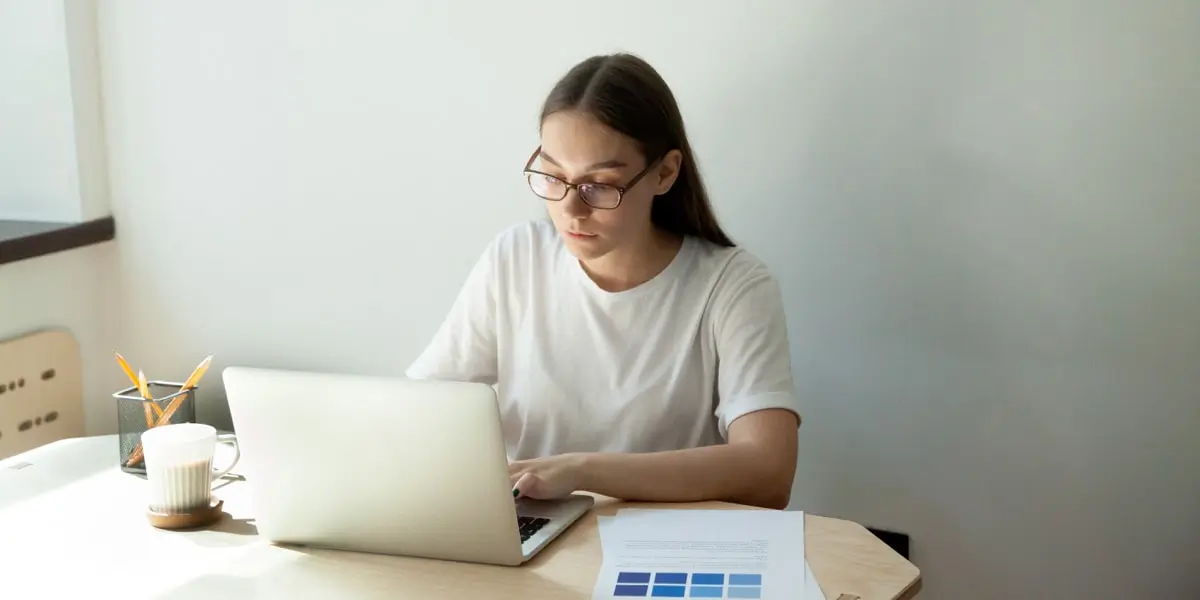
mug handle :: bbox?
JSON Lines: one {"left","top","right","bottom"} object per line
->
{"left": 211, "top": 432, "right": 241, "bottom": 483}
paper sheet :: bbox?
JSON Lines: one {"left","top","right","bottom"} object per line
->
{"left": 593, "top": 509, "right": 818, "bottom": 599}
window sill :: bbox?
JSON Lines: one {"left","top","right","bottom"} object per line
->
{"left": 0, "top": 217, "right": 116, "bottom": 266}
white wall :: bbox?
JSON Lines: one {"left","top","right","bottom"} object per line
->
{"left": 92, "top": 2, "right": 1199, "bottom": 598}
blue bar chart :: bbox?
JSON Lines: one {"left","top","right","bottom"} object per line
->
{"left": 611, "top": 571, "right": 764, "bottom": 598}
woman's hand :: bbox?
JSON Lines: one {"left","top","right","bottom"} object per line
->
{"left": 508, "top": 453, "right": 588, "bottom": 500}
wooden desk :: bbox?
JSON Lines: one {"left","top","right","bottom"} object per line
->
{"left": 0, "top": 436, "right": 920, "bottom": 599}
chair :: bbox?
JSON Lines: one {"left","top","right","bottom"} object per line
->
{"left": 0, "top": 329, "right": 84, "bottom": 459}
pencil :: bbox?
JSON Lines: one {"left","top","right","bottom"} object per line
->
{"left": 116, "top": 352, "right": 164, "bottom": 420}
{"left": 137, "top": 371, "right": 155, "bottom": 428}
{"left": 179, "top": 355, "right": 213, "bottom": 392}
{"left": 114, "top": 352, "right": 140, "bottom": 390}
{"left": 125, "top": 355, "right": 216, "bottom": 467}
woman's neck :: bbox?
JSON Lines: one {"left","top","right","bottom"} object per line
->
{"left": 580, "top": 228, "right": 683, "bottom": 293}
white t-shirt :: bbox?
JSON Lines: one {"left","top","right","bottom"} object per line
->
{"left": 405, "top": 219, "right": 800, "bottom": 461}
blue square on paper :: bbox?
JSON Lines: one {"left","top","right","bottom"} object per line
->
{"left": 654, "top": 573, "right": 688, "bottom": 585}
{"left": 618, "top": 572, "right": 652, "bottom": 584}
{"left": 688, "top": 585, "right": 723, "bottom": 598}
{"left": 728, "top": 586, "right": 762, "bottom": 599}
{"left": 690, "top": 573, "right": 724, "bottom": 585}
{"left": 650, "top": 585, "right": 686, "bottom": 597}
{"left": 614, "top": 584, "right": 649, "bottom": 597}
{"left": 729, "top": 573, "right": 763, "bottom": 586}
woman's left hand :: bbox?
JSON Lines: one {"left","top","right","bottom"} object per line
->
{"left": 509, "top": 453, "right": 588, "bottom": 500}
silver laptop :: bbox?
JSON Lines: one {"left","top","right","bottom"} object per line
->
{"left": 222, "top": 366, "right": 594, "bottom": 566}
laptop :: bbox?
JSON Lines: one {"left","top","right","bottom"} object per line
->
{"left": 221, "top": 366, "right": 594, "bottom": 566}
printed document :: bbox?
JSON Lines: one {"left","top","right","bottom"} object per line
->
{"left": 592, "top": 509, "right": 817, "bottom": 599}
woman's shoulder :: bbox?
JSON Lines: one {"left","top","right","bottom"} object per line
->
{"left": 684, "top": 238, "right": 788, "bottom": 329}
{"left": 473, "top": 218, "right": 563, "bottom": 282}
{"left": 484, "top": 218, "right": 560, "bottom": 259}
{"left": 686, "top": 236, "right": 778, "bottom": 291}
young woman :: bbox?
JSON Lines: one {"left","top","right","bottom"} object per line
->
{"left": 406, "top": 53, "right": 800, "bottom": 510}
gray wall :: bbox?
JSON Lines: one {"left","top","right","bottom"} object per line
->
{"left": 757, "top": 2, "right": 1200, "bottom": 597}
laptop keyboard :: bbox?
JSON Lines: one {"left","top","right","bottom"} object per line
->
{"left": 518, "top": 516, "right": 550, "bottom": 542}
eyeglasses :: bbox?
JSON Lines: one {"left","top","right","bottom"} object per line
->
{"left": 522, "top": 146, "right": 659, "bottom": 210}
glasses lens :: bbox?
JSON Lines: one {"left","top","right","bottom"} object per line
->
{"left": 527, "top": 173, "right": 566, "bottom": 200}
{"left": 579, "top": 184, "right": 620, "bottom": 209}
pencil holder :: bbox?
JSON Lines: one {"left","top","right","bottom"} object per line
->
{"left": 114, "top": 381, "right": 197, "bottom": 475}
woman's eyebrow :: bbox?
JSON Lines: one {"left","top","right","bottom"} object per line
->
{"left": 538, "top": 150, "right": 629, "bottom": 171}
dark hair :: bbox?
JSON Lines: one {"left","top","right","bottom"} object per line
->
{"left": 539, "top": 53, "right": 735, "bottom": 248}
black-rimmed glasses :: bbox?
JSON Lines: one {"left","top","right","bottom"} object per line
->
{"left": 522, "top": 146, "right": 659, "bottom": 210}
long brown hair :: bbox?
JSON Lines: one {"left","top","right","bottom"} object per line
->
{"left": 539, "top": 53, "right": 735, "bottom": 248}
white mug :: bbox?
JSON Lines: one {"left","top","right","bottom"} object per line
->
{"left": 141, "top": 423, "right": 240, "bottom": 514}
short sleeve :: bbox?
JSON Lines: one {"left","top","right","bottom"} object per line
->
{"left": 404, "top": 238, "right": 500, "bottom": 384}
{"left": 712, "top": 259, "right": 801, "bottom": 439}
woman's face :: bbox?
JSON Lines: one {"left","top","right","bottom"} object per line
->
{"left": 533, "top": 110, "right": 665, "bottom": 262}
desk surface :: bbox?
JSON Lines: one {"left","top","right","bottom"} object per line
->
{"left": 1, "top": 436, "right": 920, "bottom": 599}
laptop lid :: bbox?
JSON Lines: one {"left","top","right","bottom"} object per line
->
{"left": 222, "top": 366, "right": 525, "bottom": 565}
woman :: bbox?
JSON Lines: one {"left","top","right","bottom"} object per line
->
{"left": 406, "top": 53, "right": 800, "bottom": 510}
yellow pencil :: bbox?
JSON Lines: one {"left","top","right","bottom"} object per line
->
{"left": 114, "top": 352, "right": 140, "bottom": 390}
{"left": 126, "top": 355, "right": 216, "bottom": 467}
{"left": 137, "top": 371, "right": 156, "bottom": 427}
{"left": 155, "top": 354, "right": 212, "bottom": 423}
{"left": 116, "top": 352, "right": 164, "bottom": 420}
{"left": 179, "top": 355, "right": 213, "bottom": 392}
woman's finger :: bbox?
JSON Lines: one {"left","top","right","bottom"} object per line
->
{"left": 512, "top": 472, "right": 538, "bottom": 499}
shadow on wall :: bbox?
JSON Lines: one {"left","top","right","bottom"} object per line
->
{"left": 705, "top": 2, "right": 1200, "bottom": 599}
{"left": 703, "top": 3, "right": 1013, "bottom": 595}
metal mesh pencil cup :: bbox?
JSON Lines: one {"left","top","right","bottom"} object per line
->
{"left": 114, "top": 381, "right": 197, "bottom": 475}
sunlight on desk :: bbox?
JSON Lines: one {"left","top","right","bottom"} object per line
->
{"left": 1, "top": 436, "right": 920, "bottom": 599}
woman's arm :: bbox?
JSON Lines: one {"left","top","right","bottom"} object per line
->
{"left": 578, "top": 409, "right": 798, "bottom": 509}
{"left": 405, "top": 235, "right": 502, "bottom": 384}
{"left": 511, "top": 409, "right": 799, "bottom": 509}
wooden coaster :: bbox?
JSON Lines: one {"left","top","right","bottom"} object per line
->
{"left": 147, "top": 499, "right": 224, "bottom": 530}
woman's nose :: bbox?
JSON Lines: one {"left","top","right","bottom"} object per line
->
{"left": 561, "top": 188, "right": 592, "bottom": 219}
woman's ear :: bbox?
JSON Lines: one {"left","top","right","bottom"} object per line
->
{"left": 652, "top": 149, "right": 684, "bottom": 195}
